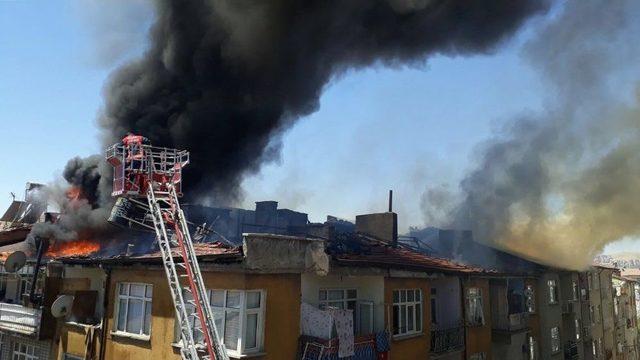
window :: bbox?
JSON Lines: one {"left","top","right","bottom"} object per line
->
{"left": 528, "top": 335, "right": 537, "bottom": 360}
{"left": 592, "top": 339, "right": 597, "bottom": 357}
{"left": 525, "top": 285, "right": 535, "bottom": 313}
{"left": 548, "top": 280, "right": 558, "bottom": 304}
{"left": 575, "top": 318, "right": 581, "bottom": 341}
{"left": 12, "top": 342, "right": 36, "bottom": 360}
{"left": 470, "top": 353, "right": 486, "bottom": 360}
{"left": 114, "top": 283, "right": 153, "bottom": 337}
{"left": 588, "top": 274, "right": 593, "bottom": 291}
{"left": 466, "top": 288, "right": 484, "bottom": 326}
{"left": 357, "top": 301, "right": 374, "bottom": 335}
{"left": 211, "top": 290, "right": 265, "bottom": 355}
{"left": 319, "top": 289, "right": 357, "bottom": 311}
{"left": 614, "top": 298, "right": 619, "bottom": 317}
{"left": 550, "top": 327, "right": 560, "bottom": 353}
{"left": 572, "top": 281, "right": 578, "bottom": 301}
{"left": 392, "top": 289, "right": 422, "bottom": 337}
{"left": 430, "top": 288, "right": 437, "bottom": 325}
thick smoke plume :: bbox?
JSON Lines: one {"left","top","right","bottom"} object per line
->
{"left": 32, "top": 0, "right": 548, "bottom": 242}
{"left": 423, "top": 0, "right": 640, "bottom": 270}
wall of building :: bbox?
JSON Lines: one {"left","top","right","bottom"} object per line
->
{"left": 384, "top": 277, "right": 430, "bottom": 360}
{"left": 102, "top": 267, "right": 301, "bottom": 360}
{"left": 537, "top": 272, "right": 563, "bottom": 360}
{"left": 301, "top": 273, "right": 385, "bottom": 332}
{"left": 462, "top": 277, "right": 492, "bottom": 360}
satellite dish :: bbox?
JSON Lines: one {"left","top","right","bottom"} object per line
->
{"left": 4, "top": 251, "right": 26, "bottom": 273}
{"left": 51, "top": 295, "right": 74, "bottom": 318}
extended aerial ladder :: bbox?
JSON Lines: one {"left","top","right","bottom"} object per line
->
{"left": 106, "top": 134, "right": 228, "bottom": 360}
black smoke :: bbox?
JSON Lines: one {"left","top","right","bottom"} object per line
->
{"left": 97, "top": 0, "right": 548, "bottom": 202}
{"left": 33, "top": 0, "right": 549, "bottom": 243}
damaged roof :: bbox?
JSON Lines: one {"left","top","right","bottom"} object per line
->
{"left": 57, "top": 242, "right": 243, "bottom": 265}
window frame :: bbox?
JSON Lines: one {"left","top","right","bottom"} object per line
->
{"left": 392, "top": 289, "right": 422, "bottom": 337}
{"left": 528, "top": 335, "right": 537, "bottom": 360}
{"left": 113, "top": 282, "right": 153, "bottom": 338}
{"left": 550, "top": 326, "right": 561, "bottom": 353}
{"left": 318, "top": 288, "right": 357, "bottom": 311}
{"left": 466, "top": 287, "right": 485, "bottom": 326}
{"left": 547, "top": 280, "right": 558, "bottom": 305}
{"left": 525, "top": 284, "right": 536, "bottom": 313}
{"left": 210, "top": 289, "right": 266, "bottom": 356}
{"left": 12, "top": 341, "right": 37, "bottom": 360}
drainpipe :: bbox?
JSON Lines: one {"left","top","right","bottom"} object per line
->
{"left": 99, "top": 266, "right": 112, "bottom": 360}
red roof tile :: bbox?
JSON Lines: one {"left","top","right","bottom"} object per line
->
{"left": 334, "top": 244, "right": 494, "bottom": 274}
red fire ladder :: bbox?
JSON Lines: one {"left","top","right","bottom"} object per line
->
{"left": 146, "top": 180, "right": 229, "bottom": 360}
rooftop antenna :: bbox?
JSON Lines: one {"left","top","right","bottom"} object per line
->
{"left": 388, "top": 190, "right": 393, "bottom": 212}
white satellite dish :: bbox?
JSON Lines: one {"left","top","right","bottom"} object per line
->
{"left": 4, "top": 251, "right": 26, "bottom": 273}
{"left": 51, "top": 295, "right": 74, "bottom": 318}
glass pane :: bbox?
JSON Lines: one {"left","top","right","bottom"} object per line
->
{"left": 400, "top": 290, "right": 406, "bottom": 302}
{"left": 407, "top": 291, "right": 414, "bottom": 302}
{"left": 393, "top": 291, "right": 399, "bottom": 303}
{"left": 211, "top": 290, "right": 225, "bottom": 307}
{"left": 117, "top": 299, "right": 127, "bottom": 331}
{"left": 144, "top": 301, "right": 152, "bottom": 335}
{"left": 319, "top": 290, "right": 327, "bottom": 301}
{"left": 347, "top": 301, "right": 357, "bottom": 311}
{"left": 119, "top": 283, "right": 128, "bottom": 295}
{"left": 130, "top": 284, "right": 145, "bottom": 297}
{"left": 213, "top": 310, "right": 224, "bottom": 338}
{"left": 226, "top": 291, "right": 241, "bottom": 309}
{"left": 416, "top": 304, "right": 422, "bottom": 331}
{"left": 329, "top": 301, "right": 344, "bottom": 309}
{"left": 400, "top": 305, "right": 406, "bottom": 333}
{"left": 246, "top": 292, "right": 261, "bottom": 309}
{"left": 245, "top": 313, "right": 258, "bottom": 349}
{"left": 224, "top": 311, "right": 240, "bottom": 351}
{"left": 416, "top": 289, "right": 421, "bottom": 301}
{"left": 328, "top": 290, "right": 343, "bottom": 300}
{"left": 145, "top": 285, "right": 153, "bottom": 298}
{"left": 392, "top": 305, "right": 399, "bottom": 335}
{"left": 408, "top": 305, "right": 414, "bottom": 331}
{"left": 346, "top": 289, "right": 357, "bottom": 299}
{"left": 126, "top": 299, "right": 144, "bottom": 334}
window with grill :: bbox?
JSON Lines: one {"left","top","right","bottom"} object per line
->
{"left": 466, "top": 288, "right": 484, "bottom": 326}
{"left": 392, "top": 289, "right": 422, "bottom": 337}
{"left": 114, "top": 283, "right": 153, "bottom": 337}
{"left": 12, "top": 342, "right": 36, "bottom": 360}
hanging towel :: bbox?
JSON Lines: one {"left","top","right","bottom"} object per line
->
{"left": 301, "top": 302, "right": 333, "bottom": 340}
{"left": 328, "top": 309, "right": 355, "bottom": 358}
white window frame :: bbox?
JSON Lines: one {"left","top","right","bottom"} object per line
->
{"left": 12, "top": 341, "right": 37, "bottom": 360}
{"left": 550, "top": 326, "right": 560, "bottom": 353}
{"left": 211, "top": 289, "right": 266, "bottom": 356}
{"left": 575, "top": 318, "right": 581, "bottom": 341}
{"left": 466, "top": 287, "right": 485, "bottom": 326}
{"left": 571, "top": 281, "right": 579, "bottom": 301}
{"left": 113, "top": 282, "right": 153, "bottom": 338}
{"left": 528, "top": 335, "right": 537, "bottom": 360}
{"left": 392, "top": 289, "right": 422, "bottom": 337}
{"left": 356, "top": 300, "right": 374, "bottom": 335}
{"left": 319, "top": 288, "right": 357, "bottom": 311}
{"left": 548, "top": 280, "right": 558, "bottom": 304}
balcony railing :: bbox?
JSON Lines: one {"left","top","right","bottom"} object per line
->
{"left": 0, "top": 303, "right": 41, "bottom": 336}
{"left": 493, "top": 312, "right": 529, "bottom": 332}
{"left": 564, "top": 340, "right": 579, "bottom": 360}
{"left": 430, "top": 326, "right": 464, "bottom": 354}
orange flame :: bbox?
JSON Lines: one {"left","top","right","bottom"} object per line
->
{"left": 46, "top": 239, "right": 100, "bottom": 258}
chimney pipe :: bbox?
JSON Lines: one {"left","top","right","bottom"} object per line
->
{"left": 388, "top": 190, "right": 393, "bottom": 212}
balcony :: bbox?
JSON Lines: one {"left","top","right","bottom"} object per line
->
{"left": 0, "top": 303, "right": 41, "bottom": 336}
{"left": 493, "top": 312, "right": 529, "bottom": 332}
{"left": 430, "top": 326, "right": 464, "bottom": 354}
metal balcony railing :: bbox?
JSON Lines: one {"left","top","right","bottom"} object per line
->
{"left": 430, "top": 325, "right": 464, "bottom": 354}
{"left": 0, "top": 302, "right": 41, "bottom": 336}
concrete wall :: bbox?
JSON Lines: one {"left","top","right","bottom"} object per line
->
{"left": 355, "top": 212, "right": 397, "bottom": 245}
{"left": 463, "top": 277, "right": 492, "bottom": 360}
{"left": 537, "top": 272, "right": 563, "bottom": 360}
{"left": 101, "top": 268, "right": 301, "bottom": 360}
{"left": 384, "top": 277, "right": 430, "bottom": 359}
{"left": 301, "top": 273, "right": 385, "bottom": 332}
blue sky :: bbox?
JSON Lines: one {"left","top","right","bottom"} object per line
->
{"left": 0, "top": 1, "right": 634, "bottom": 254}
